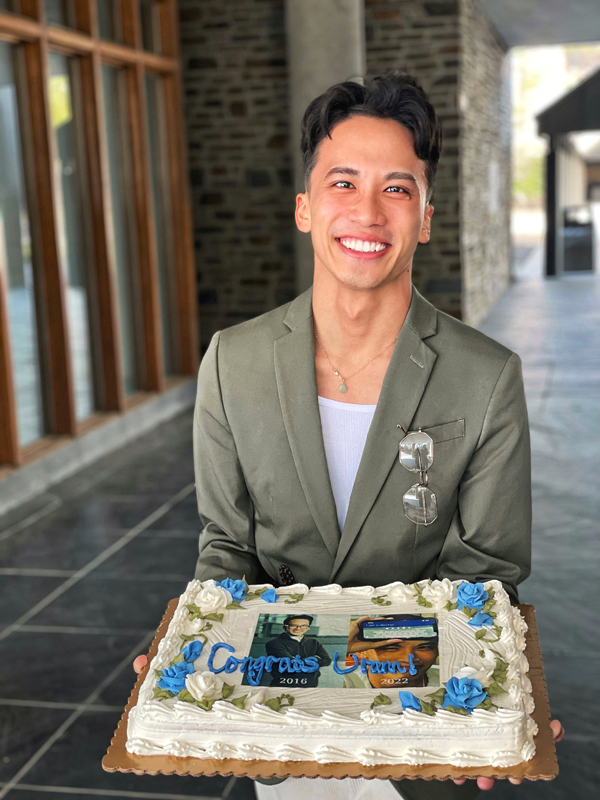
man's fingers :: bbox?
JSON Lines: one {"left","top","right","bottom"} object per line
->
{"left": 508, "top": 777, "right": 523, "bottom": 785}
{"left": 550, "top": 719, "right": 565, "bottom": 742}
{"left": 476, "top": 777, "right": 495, "bottom": 791}
{"left": 133, "top": 655, "right": 148, "bottom": 674}
{"left": 453, "top": 779, "right": 467, "bottom": 785}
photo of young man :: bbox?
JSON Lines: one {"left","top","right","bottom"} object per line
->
{"left": 343, "top": 614, "right": 439, "bottom": 689}
{"left": 264, "top": 614, "right": 333, "bottom": 688}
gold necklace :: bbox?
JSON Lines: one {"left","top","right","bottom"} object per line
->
{"left": 313, "top": 327, "right": 397, "bottom": 394}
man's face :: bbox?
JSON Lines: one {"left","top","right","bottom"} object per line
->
{"left": 364, "top": 638, "right": 438, "bottom": 689}
{"left": 287, "top": 619, "right": 311, "bottom": 637}
{"left": 295, "top": 115, "right": 433, "bottom": 291}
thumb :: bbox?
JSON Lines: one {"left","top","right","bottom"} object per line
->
{"left": 133, "top": 654, "right": 148, "bottom": 674}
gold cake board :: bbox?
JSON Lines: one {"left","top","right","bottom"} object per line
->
{"left": 103, "top": 601, "right": 558, "bottom": 782}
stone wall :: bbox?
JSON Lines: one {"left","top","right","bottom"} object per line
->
{"left": 459, "top": 0, "right": 511, "bottom": 325}
{"left": 179, "top": 0, "right": 295, "bottom": 350}
{"left": 365, "top": 0, "right": 463, "bottom": 319}
{"left": 179, "top": 0, "right": 510, "bottom": 347}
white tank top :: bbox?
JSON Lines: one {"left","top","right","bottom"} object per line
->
{"left": 317, "top": 395, "right": 377, "bottom": 532}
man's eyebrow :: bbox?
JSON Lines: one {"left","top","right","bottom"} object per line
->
{"left": 323, "top": 167, "right": 417, "bottom": 184}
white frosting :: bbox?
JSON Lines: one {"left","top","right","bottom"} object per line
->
{"left": 126, "top": 579, "right": 536, "bottom": 767}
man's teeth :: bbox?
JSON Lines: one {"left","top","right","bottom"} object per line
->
{"left": 339, "top": 238, "right": 387, "bottom": 253}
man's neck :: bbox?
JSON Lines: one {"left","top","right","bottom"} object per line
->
{"left": 311, "top": 264, "right": 412, "bottom": 356}
{"left": 311, "top": 264, "right": 412, "bottom": 404}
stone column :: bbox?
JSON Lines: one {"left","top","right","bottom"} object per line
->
{"left": 285, "top": 0, "right": 366, "bottom": 294}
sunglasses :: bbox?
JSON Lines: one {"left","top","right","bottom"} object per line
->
{"left": 397, "top": 426, "right": 438, "bottom": 526}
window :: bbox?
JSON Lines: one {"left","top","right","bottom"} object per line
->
{"left": 101, "top": 64, "right": 141, "bottom": 395}
{"left": 0, "top": 0, "right": 197, "bottom": 468}
{"left": 0, "top": 42, "right": 46, "bottom": 447}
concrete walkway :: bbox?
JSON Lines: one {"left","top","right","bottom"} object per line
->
{"left": 477, "top": 275, "right": 600, "bottom": 798}
{"left": 0, "top": 275, "right": 597, "bottom": 799}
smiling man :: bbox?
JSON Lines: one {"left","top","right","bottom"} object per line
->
{"left": 132, "top": 72, "right": 565, "bottom": 798}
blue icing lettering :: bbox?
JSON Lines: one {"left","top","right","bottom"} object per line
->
{"left": 224, "top": 656, "right": 239, "bottom": 674}
{"left": 207, "top": 642, "right": 235, "bottom": 674}
{"left": 302, "top": 656, "right": 320, "bottom": 673}
{"left": 408, "top": 653, "right": 417, "bottom": 676}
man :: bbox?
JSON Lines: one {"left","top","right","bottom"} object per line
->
{"left": 135, "top": 73, "right": 563, "bottom": 798}
{"left": 264, "top": 615, "right": 332, "bottom": 688}
{"left": 343, "top": 615, "right": 439, "bottom": 689}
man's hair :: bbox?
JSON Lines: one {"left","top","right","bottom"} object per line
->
{"left": 300, "top": 72, "right": 442, "bottom": 202}
{"left": 283, "top": 614, "right": 313, "bottom": 627}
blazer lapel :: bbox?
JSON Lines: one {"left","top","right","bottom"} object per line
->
{"left": 274, "top": 288, "right": 341, "bottom": 558}
{"left": 330, "top": 288, "right": 438, "bottom": 580}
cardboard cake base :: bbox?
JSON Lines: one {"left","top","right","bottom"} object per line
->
{"left": 103, "top": 601, "right": 558, "bottom": 782}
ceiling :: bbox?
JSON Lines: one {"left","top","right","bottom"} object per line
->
{"left": 478, "top": 0, "right": 600, "bottom": 47}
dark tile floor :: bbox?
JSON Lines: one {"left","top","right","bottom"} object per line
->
{"left": 1, "top": 275, "right": 598, "bottom": 799}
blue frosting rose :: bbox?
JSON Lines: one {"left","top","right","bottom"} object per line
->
{"left": 456, "top": 582, "right": 488, "bottom": 611}
{"left": 399, "top": 692, "right": 422, "bottom": 712}
{"left": 441, "top": 676, "right": 488, "bottom": 712}
{"left": 157, "top": 661, "right": 195, "bottom": 694}
{"left": 262, "top": 588, "right": 279, "bottom": 603}
{"left": 467, "top": 611, "right": 493, "bottom": 627}
{"left": 216, "top": 577, "right": 247, "bottom": 603}
{"left": 181, "top": 640, "right": 204, "bottom": 662}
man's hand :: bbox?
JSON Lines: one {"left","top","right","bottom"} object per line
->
{"left": 453, "top": 720, "right": 565, "bottom": 790}
{"left": 347, "top": 616, "right": 403, "bottom": 654}
{"left": 133, "top": 655, "right": 148, "bottom": 674}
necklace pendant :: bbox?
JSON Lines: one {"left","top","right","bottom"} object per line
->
{"left": 339, "top": 381, "right": 347, "bottom": 393}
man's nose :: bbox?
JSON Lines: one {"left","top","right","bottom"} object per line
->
{"left": 347, "top": 190, "right": 387, "bottom": 228}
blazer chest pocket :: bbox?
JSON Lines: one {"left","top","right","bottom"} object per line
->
{"left": 421, "top": 418, "right": 465, "bottom": 444}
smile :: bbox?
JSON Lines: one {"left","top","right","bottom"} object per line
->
{"left": 336, "top": 237, "right": 390, "bottom": 257}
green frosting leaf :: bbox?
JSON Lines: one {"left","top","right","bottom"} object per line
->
{"left": 170, "top": 653, "right": 185, "bottom": 665}
{"left": 153, "top": 687, "right": 175, "bottom": 701}
{"left": 487, "top": 681, "right": 507, "bottom": 697}
{"left": 153, "top": 668, "right": 162, "bottom": 679}
{"left": 427, "top": 688, "right": 446, "bottom": 705}
{"left": 177, "top": 689, "right": 198, "bottom": 704}
{"left": 477, "top": 697, "right": 493, "bottom": 711}
{"left": 203, "top": 612, "right": 224, "bottom": 622}
{"left": 197, "top": 698, "right": 217, "bottom": 711}
{"left": 478, "top": 649, "right": 486, "bottom": 658}
{"left": 225, "top": 601, "right": 244, "bottom": 610}
{"left": 371, "top": 596, "right": 392, "bottom": 606}
{"left": 283, "top": 593, "right": 304, "bottom": 604}
{"left": 444, "top": 705, "right": 469, "bottom": 716}
{"left": 180, "top": 633, "right": 198, "bottom": 643}
{"left": 246, "top": 587, "right": 267, "bottom": 601}
{"left": 229, "top": 695, "right": 247, "bottom": 709}
{"left": 265, "top": 693, "right": 295, "bottom": 712}
{"left": 417, "top": 595, "right": 433, "bottom": 608}
{"left": 222, "top": 683, "right": 235, "bottom": 699}
{"left": 185, "top": 604, "right": 224, "bottom": 622}
{"left": 492, "top": 657, "right": 509, "bottom": 684}
{"left": 370, "top": 693, "right": 392, "bottom": 709}
{"left": 445, "top": 601, "right": 458, "bottom": 611}
{"left": 474, "top": 629, "right": 488, "bottom": 640}
{"left": 420, "top": 700, "right": 437, "bottom": 716}
{"left": 413, "top": 582, "right": 423, "bottom": 595}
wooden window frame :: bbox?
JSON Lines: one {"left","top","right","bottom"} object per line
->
{"left": 0, "top": 0, "right": 198, "bottom": 468}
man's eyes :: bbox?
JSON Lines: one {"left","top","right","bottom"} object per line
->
{"left": 332, "top": 181, "right": 409, "bottom": 195}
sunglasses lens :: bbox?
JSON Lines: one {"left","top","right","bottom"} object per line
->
{"left": 403, "top": 485, "right": 438, "bottom": 526}
{"left": 399, "top": 432, "right": 434, "bottom": 471}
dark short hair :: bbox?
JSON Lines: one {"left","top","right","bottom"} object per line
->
{"left": 283, "top": 615, "right": 313, "bottom": 627}
{"left": 300, "top": 72, "right": 442, "bottom": 202}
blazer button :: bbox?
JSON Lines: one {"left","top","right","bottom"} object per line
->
{"left": 279, "top": 564, "right": 295, "bottom": 586}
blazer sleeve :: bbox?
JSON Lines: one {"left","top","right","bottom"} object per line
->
{"left": 193, "top": 331, "right": 261, "bottom": 583}
{"left": 436, "top": 352, "right": 532, "bottom": 602}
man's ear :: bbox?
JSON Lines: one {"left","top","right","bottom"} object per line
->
{"left": 295, "top": 192, "right": 311, "bottom": 233}
{"left": 418, "top": 204, "right": 434, "bottom": 244}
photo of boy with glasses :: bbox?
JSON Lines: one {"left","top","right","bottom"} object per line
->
{"left": 264, "top": 614, "right": 332, "bottom": 688}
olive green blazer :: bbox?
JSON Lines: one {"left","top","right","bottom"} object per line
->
{"left": 192, "top": 286, "right": 531, "bottom": 601}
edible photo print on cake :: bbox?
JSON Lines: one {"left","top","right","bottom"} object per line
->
{"left": 342, "top": 614, "right": 440, "bottom": 689}
{"left": 241, "top": 613, "right": 350, "bottom": 689}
